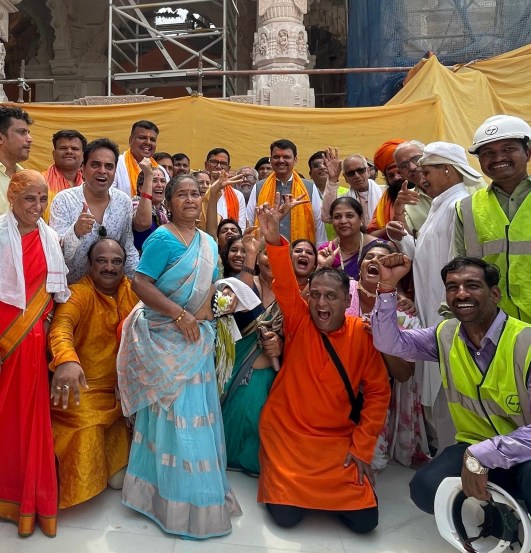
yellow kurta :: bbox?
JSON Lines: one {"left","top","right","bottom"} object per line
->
{"left": 48, "top": 275, "right": 138, "bottom": 508}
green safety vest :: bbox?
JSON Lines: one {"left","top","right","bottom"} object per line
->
{"left": 436, "top": 317, "right": 531, "bottom": 445}
{"left": 459, "top": 189, "right": 531, "bottom": 322}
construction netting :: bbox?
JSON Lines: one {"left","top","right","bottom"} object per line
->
{"left": 347, "top": 0, "right": 531, "bottom": 106}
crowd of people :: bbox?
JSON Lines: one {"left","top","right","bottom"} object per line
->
{"left": 0, "top": 104, "right": 530, "bottom": 549}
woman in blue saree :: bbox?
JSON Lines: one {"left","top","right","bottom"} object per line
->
{"left": 117, "top": 175, "right": 241, "bottom": 539}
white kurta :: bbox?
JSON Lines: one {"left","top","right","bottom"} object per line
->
{"left": 396, "top": 183, "right": 470, "bottom": 406}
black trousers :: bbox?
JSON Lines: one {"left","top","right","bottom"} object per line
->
{"left": 266, "top": 503, "right": 378, "bottom": 534}
{"left": 409, "top": 442, "right": 531, "bottom": 514}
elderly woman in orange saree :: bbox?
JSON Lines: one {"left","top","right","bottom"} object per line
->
{"left": 0, "top": 170, "right": 70, "bottom": 537}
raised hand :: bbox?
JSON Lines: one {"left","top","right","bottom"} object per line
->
{"left": 210, "top": 171, "right": 243, "bottom": 199}
{"left": 139, "top": 157, "right": 153, "bottom": 176}
{"left": 74, "top": 202, "right": 95, "bottom": 238}
{"left": 376, "top": 253, "right": 412, "bottom": 288}
{"left": 317, "top": 241, "right": 339, "bottom": 268}
{"left": 242, "top": 226, "right": 260, "bottom": 253}
{"left": 256, "top": 192, "right": 283, "bottom": 246}
{"left": 394, "top": 182, "right": 420, "bottom": 211}
{"left": 324, "top": 146, "right": 342, "bottom": 183}
{"left": 278, "top": 193, "right": 310, "bottom": 219}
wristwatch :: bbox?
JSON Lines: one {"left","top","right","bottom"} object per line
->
{"left": 464, "top": 449, "right": 489, "bottom": 474}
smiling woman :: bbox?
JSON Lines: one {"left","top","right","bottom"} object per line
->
{"left": 0, "top": 170, "right": 70, "bottom": 538}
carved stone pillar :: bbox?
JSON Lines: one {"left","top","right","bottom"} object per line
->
{"left": 0, "top": 0, "right": 21, "bottom": 102}
{"left": 230, "top": 0, "right": 314, "bottom": 107}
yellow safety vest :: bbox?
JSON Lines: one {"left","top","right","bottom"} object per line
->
{"left": 459, "top": 189, "right": 531, "bottom": 322}
{"left": 436, "top": 317, "right": 531, "bottom": 445}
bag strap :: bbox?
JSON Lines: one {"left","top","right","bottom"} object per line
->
{"left": 320, "top": 331, "right": 362, "bottom": 424}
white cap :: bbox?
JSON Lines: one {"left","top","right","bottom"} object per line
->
{"left": 419, "top": 141, "right": 483, "bottom": 181}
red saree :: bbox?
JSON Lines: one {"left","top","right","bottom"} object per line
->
{"left": 0, "top": 228, "right": 57, "bottom": 537}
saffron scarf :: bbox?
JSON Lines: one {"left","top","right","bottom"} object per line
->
{"left": 123, "top": 149, "right": 159, "bottom": 197}
{"left": 224, "top": 185, "right": 240, "bottom": 222}
{"left": 255, "top": 172, "right": 315, "bottom": 243}
{"left": 368, "top": 189, "right": 393, "bottom": 232}
{"left": 0, "top": 281, "right": 50, "bottom": 362}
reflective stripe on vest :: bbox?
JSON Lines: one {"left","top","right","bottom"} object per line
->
{"left": 459, "top": 189, "right": 531, "bottom": 322}
{"left": 437, "top": 317, "right": 531, "bottom": 445}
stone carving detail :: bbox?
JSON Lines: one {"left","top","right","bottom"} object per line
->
{"left": 236, "top": 0, "right": 314, "bottom": 107}
{"left": 276, "top": 29, "right": 289, "bottom": 55}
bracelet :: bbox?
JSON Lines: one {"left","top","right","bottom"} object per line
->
{"left": 140, "top": 192, "right": 153, "bottom": 201}
{"left": 376, "top": 283, "right": 398, "bottom": 295}
{"left": 174, "top": 309, "right": 186, "bottom": 323}
{"left": 46, "top": 312, "right": 54, "bottom": 324}
{"left": 240, "top": 266, "right": 256, "bottom": 276}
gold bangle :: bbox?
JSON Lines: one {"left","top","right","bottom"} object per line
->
{"left": 174, "top": 309, "right": 186, "bottom": 323}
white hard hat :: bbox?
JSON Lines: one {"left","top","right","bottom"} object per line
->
{"left": 469, "top": 115, "right": 531, "bottom": 155}
{"left": 435, "top": 477, "right": 531, "bottom": 553}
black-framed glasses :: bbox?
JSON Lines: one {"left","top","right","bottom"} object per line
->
{"left": 207, "top": 158, "right": 229, "bottom": 168}
{"left": 344, "top": 167, "right": 367, "bottom": 177}
{"left": 397, "top": 155, "right": 422, "bottom": 172}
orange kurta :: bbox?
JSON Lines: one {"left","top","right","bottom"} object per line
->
{"left": 258, "top": 239, "right": 390, "bottom": 511}
{"left": 48, "top": 275, "right": 138, "bottom": 508}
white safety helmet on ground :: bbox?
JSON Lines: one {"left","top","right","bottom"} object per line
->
{"left": 469, "top": 115, "right": 531, "bottom": 155}
{"left": 435, "top": 477, "right": 531, "bottom": 553}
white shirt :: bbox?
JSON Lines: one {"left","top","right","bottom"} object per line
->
{"left": 246, "top": 174, "right": 327, "bottom": 246}
{"left": 217, "top": 187, "right": 247, "bottom": 230}
{"left": 49, "top": 185, "right": 139, "bottom": 284}
{"left": 395, "top": 183, "right": 470, "bottom": 406}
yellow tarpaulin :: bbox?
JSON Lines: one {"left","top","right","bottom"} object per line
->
{"left": 11, "top": 44, "right": 531, "bottom": 179}
{"left": 19, "top": 96, "right": 443, "bottom": 177}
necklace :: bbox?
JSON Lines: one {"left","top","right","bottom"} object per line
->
{"left": 339, "top": 232, "right": 364, "bottom": 271}
{"left": 358, "top": 280, "right": 377, "bottom": 299}
{"left": 171, "top": 222, "right": 191, "bottom": 247}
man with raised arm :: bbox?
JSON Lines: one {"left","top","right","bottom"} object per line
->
{"left": 256, "top": 194, "right": 390, "bottom": 533}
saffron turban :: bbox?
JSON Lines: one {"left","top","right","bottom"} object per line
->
{"left": 373, "top": 139, "right": 406, "bottom": 173}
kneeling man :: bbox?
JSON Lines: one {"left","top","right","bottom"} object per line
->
{"left": 48, "top": 238, "right": 139, "bottom": 508}
{"left": 256, "top": 195, "right": 390, "bottom": 533}
{"left": 371, "top": 254, "right": 531, "bottom": 515}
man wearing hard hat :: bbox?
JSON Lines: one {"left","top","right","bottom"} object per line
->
{"left": 453, "top": 115, "right": 531, "bottom": 323}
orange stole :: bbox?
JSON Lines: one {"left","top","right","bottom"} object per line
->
{"left": 255, "top": 172, "right": 315, "bottom": 243}
{"left": 124, "top": 148, "right": 159, "bottom": 197}
{"left": 224, "top": 185, "right": 239, "bottom": 222}
{"left": 367, "top": 189, "right": 393, "bottom": 233}
{"left": 0, "top": 282, "right": 51, "bottom": 363}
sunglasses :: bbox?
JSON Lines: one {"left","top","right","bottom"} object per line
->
{"left": 344, "top": 167, "right": 367, "bottom": 177}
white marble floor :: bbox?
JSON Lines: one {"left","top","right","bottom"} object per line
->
{"left": 0, "top": 462, "right": 456, "bottom": 553}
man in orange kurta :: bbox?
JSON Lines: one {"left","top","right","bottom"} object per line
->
{"left": 256, "top": 196, "right": 391, "bottom": 533}
{"left": 48, "top": 238, "right": 138, "bottom": 509}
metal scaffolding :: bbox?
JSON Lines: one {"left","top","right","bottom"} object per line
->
{"left": 107, "top": 0, "right": 238, "bottom": 97}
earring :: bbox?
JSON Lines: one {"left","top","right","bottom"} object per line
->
{"left": 445, "top": 170, "right": 449, "bottom": 174}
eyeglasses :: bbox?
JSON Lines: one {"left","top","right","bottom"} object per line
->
{"left": 239, "top": 174, "right": 257, "bottom": 182}
{"left": 207, "top": 159, "right": 229, "bottom": 168}
{"left": 310, "top": 161, "right": 326, "bottom": 169}
{"left": 397, "top": 155, "right": 422, "bottom": 172}
{"left": 344, "top": 167, "right": 367, "bottom": 177}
